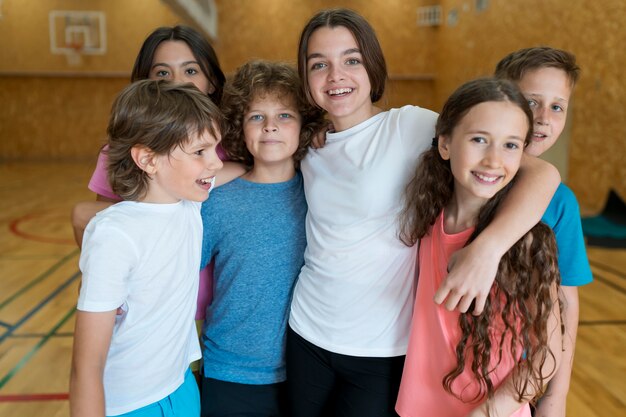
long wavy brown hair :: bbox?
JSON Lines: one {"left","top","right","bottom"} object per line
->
{"left": 398, "top": 78, "right": 561, "bottom": 407}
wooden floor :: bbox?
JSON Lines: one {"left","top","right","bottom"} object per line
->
{"left": 0, "top": 162, "right": 624, "bottom": 417}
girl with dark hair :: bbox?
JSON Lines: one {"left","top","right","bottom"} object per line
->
{"left": 395, "top": 78, "right": 562, "bottom": 417}
{"left": 287, "top": 8, "right": 561, "bottom": 417}
{"left": 88, "top": 25, "right": 226, "bottom": 205}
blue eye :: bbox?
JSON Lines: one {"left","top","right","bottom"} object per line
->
{"left": 551, "top": 104, "right": 564, "bottom": 112}
{"left": 249, "top": 114, "right": 264, "bottom": 121}
{"left": 527, "top": 99, "right": 537, "bottom": 108}
{"left": 505, "top": 142, "right": 520, "bottom": 150}
{"left": 346, "top": 58, "right": 361, "bottom": 65}
{"left": 279, "top": 113, "right": 293, "bottom": 119}
{"left": 310, "top": 62, "right": 326, "bottom": 71}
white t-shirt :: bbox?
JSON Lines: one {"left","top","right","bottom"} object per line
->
{"left": 290, "top": 105, "right": 437, "bottom": 357}
{"left": 78, "top": 200, "right": 202, "bottom": 416}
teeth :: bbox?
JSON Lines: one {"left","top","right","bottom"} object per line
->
{"left": 328, "top": 88, "right": 353, "bottom": 95}
{"left": 474, "top": 173, "right": 499, "bottom": 183}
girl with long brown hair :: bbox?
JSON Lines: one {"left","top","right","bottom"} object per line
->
{"left": 396, "top": 78, "right": 562, "bottom": 417}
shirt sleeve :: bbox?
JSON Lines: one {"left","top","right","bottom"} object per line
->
{"left": 88, "top": 146, "right": 120, "bottom": 200}
{"left": 398, "top": 105, "right": 438, "bottom": 166}
{"left": 551, "top": 185, "right": 593, "bottom": 286}
{"left": 77, "top": 217, "right": 138, "bottom": 312}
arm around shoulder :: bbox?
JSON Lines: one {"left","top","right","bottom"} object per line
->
{"left": 436, "top": 155, "right": 560, "bottom": 314}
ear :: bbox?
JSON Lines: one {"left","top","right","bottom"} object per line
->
{"left": 131, "top": 145, "right": 158, "bottom": 174}
{"left": 438, "top": 135, "right": 451, "bottom": 161}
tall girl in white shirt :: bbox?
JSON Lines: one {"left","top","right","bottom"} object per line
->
{"left": 286, "top": 8, "right": 561, "bottom": 417}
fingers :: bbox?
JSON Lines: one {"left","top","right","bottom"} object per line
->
{"left": 471, "top": 293, "right": 487, "bottom": 316}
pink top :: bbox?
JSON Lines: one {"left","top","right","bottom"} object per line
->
{"left": 87, "top": 144, "right": 229, "bottom": 320}
{"left": 395, "top": 212, "right": 530, "bottom": 417}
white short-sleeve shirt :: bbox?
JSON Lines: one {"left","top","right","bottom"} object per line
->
{"left": 78, "top": 200, "right": 202, "bottom": 416}
{"left": 290, "top": 105, "right": 438, "bottom": 357}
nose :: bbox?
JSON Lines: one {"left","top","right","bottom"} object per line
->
{"left": 534, "top": 105, "right": 550, "bottom": 126}
{"left": 482, "top": 145, "right": 501, "bottom": 168}
{"left": 207, "top": 150, "right": 223, "bottom": 171}
{"left": 327, "top": 63, "right": 345, "bottom": 82}
{"left": 263, "top": 120, "right": 278, "bottom": 133}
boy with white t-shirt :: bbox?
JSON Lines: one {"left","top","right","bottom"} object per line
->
{"left": 70, "top": 79, "right": 223, "bottom": 417}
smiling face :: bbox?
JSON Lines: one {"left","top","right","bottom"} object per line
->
{"left": 144, "top": 128, "right": 223, "bottom": 203}
{"left": 439, "top": 101, "right": 528, "bottom": 206}
{"left": 149, "top": 40, "right": 213, "bottom": 95}
{"left": 516, "top": 67, "right": 572, "bottom": 157}
{"left": 243, "top": 93, "right": 302, "bottom": 171}
{"left": 306, "top": 26, "right": 375, "bottom": 131}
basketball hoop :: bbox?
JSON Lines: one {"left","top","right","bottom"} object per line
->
{"left": 64, "top": 40, "right": 84, "bottom": 66}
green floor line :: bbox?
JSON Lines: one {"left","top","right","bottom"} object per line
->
{"left": 0, "top": 249, "right": 79, "bottom": 311}
{"left": 0, "top": 306, "right": 76, "bottom": 390}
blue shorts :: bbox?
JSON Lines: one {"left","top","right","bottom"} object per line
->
{"left": 110, "top": 369, "right": 200, "bottom": 417}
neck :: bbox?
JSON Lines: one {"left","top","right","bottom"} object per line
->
{"left": 242, "top": 161, "right": 296, "bottom": 184}
{"left": 330, "top": 105, "right": 383, "bottom": 132}
{"left": 443, "top": 192, "right": 485, "bottom": 234}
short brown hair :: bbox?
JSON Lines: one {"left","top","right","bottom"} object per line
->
{"left": 106, "top": 79, "right": 223, "bottom": 201}
{"left": 297, "top": 8, "right": 387, "bottom": 106}
{"left": 494, "top": 46, "right": 580, "bottom": 87}
{"left": 220, "top": 60, "right": 324, "bottom": 167}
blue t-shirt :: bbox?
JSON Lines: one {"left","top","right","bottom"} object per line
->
{"left": 541, "top": 183, "right": 593, "bottom": 286}
{"left": 199, "top": 172, "right": 307, "bottom": 384}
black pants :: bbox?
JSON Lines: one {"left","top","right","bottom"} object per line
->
{"left": 286, "top": 327, "right": 405, "bottom": 417}
{"left": 201, "top": 376, "right": 287, "bottom": 417}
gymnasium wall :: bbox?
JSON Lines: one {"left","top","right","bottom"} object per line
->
{"left": 1, "top": 0, "right": 623, "bottom": 210}
{"left": 0, "top": 0, "right": 181, "bottom": 160}
{"left": 434, "top": 0, "right": 626, "bottom": 211}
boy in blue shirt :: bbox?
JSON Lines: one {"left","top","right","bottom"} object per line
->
{"left": 198, "top": 60, "right": 323, "bottom": 417}
{"left": 495, "top": 47, "right": 593, "bottom": 417}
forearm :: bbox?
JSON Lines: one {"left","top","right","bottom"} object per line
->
{"left": 70, "top": 310, "right": 115, "bottom": 417}
{"left": 472, "top": 155, "right": 560, "bottom": 257}
{"left": 70, "top": 364, "right": 106, "bottom": 417}
{"left": 535, "top": 286, "right": 579, "bottom": 417}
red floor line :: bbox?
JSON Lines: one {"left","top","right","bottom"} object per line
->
{"left": 0, "top": 392, "right": 69, "bottom": 402}
{"left": 9, "top": 213, "right": 75, "bottom": 245}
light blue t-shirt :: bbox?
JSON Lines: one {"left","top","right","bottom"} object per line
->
{"left": 541, "top": 183, "right": 593, "bottom": 286}
{"left": 199, "top": 172, "right": 307, "bottom": 384}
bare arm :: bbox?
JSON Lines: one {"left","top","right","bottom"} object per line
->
{"left": 71, "top": 201, "right": 114, "bottom": 248}
{"left": 467, "top": 282, "right": 563, "bottom": 417}
{"left": 436, "top": 154, "right": 561, "bottom": 314}
{"left": 534, "top": 286, "right": 579, "bottom": 417}
{"left": 214, "top": 161, "right": 246, "bottom": 187}
{"left": 70, "top": 310, "right": 116, "bottom": 417}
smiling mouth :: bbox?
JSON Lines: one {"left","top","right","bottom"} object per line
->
{"left": 532, "top": 132, "right": 548, "bottom": 141}
{"left": 472, "top": 172, "right": 502, "bottom": 184}
{"left": 327, "top": 88, "right": 353, "bottom": 96}
{"left": 197, "top": 176, "right": 215, "bottom": 191}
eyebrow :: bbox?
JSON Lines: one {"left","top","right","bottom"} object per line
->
{"left": 526, "top": 93, "right": 568, "bottom": 103}
{"left": 151, "top": 60, "right": 199, "bottom": 68}
{"left": 307, "top": 48, "right": 361, "bottom": 61}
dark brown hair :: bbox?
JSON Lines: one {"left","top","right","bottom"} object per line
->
{"left": 297, "top": 8, "right": 387, "bottom": 106}
{"left": 494, "top": 46, "right": 580, "bottom": 87}
{"left": 107, "top": 80, "right": 223, "bottom": 201}
{"left": 219, "top": 60, "right": 324, "bottom": 168}
{"left": 130, "top": 25, "right": 226, "bottom": 104}
{"left": 398, "top": 77, "right": 560, "bottom": 406}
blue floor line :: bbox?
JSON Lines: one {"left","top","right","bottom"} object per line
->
{"left": 0, "top": 271, "right": 80, "bottom": 345}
